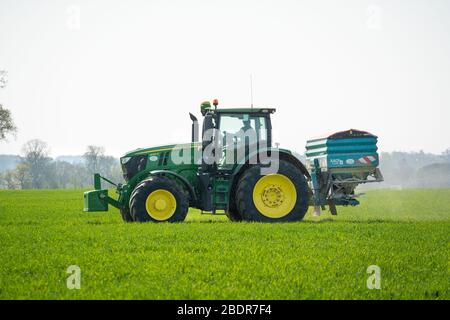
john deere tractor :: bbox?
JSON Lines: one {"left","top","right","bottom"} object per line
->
{"left": 84, "top": 100, "right": 383, "bottom": 222}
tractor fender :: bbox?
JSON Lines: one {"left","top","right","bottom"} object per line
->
{"left": 147, "top": 170, "right": 198, "bottom": 205}
{"left": 127, "top": 169, "right": 197, "bottom": 205}
{"left": 278, "top": 152, "right": 311, "bottom": 180}
{"left": 232, "top": 148, "right": 310, "bottom": 180}
{"left": 229, "top": 149, "right": 311, "bottom": 206}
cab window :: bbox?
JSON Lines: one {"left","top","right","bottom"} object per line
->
{"left": 219, "top": 114, "right": 268, "bottom": 144}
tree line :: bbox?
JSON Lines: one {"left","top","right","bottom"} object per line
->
{"left": 376, "top": 149, "right": 450, "bottom": 188}
{"left": 0, "top": 140, "right": 123, "bottom": 189}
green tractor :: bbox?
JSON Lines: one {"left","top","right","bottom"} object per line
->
{"left": 84, "top": 100, "right": 383, "bottom": 222}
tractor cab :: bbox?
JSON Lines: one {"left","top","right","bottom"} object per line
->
{"left": 197, "top": 100, "right": 275, "bottom": 141}
{"left": 191, "top": 100, "right": 276, "bottom": 167}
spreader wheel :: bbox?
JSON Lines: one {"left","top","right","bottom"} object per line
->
{"left": 328, "top": 199, "right": 338, "bottom": 215}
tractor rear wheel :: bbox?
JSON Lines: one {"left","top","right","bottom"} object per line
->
{"left": 225, "top": 194, "right": 243, "bottom": 221}
{"left": 225, "top": 210, "right": 242, "bottom": 222}
{"left": 236, "top": 160, "right": 309, "bottom": 222}
{"left": 129, "top": 176, "right": 189, "bottom": 223}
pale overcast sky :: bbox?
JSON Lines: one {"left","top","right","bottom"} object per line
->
{"left": 0, "top": 0, "right": 449, "bottom": 157}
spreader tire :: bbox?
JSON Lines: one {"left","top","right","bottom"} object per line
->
{"left": 129, "top": 176, "right": 189, "bottom": 223}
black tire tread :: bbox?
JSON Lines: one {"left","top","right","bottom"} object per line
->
{"left": 120, "top": 207, "right": 134, "bottom": 222}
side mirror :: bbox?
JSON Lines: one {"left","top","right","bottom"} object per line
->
{"left": 189, "top": 113, "right": 199, "bottom": 142}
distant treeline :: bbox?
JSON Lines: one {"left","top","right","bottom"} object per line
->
{"left": 376, "top": 150, "right": 450, "bottom": 188}
{"left": 0, "top": 140, "right": 123, "bottom": 189}
{"left": 0, "top": 143, "right": 449, "bottom": 189}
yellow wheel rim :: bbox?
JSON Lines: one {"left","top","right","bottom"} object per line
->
{"left": 252, "top": 174, "right": 297, "bottom": 218}
{"left": 145, "top": 189, "right": 177, "bottom": 221}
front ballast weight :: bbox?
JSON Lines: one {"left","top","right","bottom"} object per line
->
{"left": 83, "top": 173, "right": 122, "bottom": 212}
{"left": 305, "top": 129, "right": 384, "bottom": 216}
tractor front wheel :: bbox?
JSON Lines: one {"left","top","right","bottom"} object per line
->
{"left": 129, "top": 176, "right": 189, "bottom": 223}
{"left": 236, "top": 160, "right": 309, "bottom": 222}
{"left": 120, "top": 207, "right": 134, "bottom": 222}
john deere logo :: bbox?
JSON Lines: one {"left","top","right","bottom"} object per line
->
{"left": 149, "top": 156, "right": 158, "bottom": 161}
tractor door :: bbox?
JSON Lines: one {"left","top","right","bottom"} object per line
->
{"left": 217, "top": 113, "right": 272, "bottom": 167}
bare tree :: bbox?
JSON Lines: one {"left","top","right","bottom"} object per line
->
{"left": 0, "top": 170, "right": 18, "bottom": 189}
{"left": 21, "top": 139, "right": 51, "bottom": 189}
{"left": 71, "top": 163, "right": 90, "bottom": 188}
{"left": 15, "top": 162, "right": 31, "bottom": 189}
{"left": 83, "top": 145, "right": 105, "bottom": 173}
{"left": 442, "top": 148, "right": 450, "bottom": 162}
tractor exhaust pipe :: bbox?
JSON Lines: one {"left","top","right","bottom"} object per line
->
{"left": 189, "top": 113, "right": 199, "bottom": 142}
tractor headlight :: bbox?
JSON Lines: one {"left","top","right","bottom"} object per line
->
{"left": 121, "top": 157, "right": 131, "bottom": 165}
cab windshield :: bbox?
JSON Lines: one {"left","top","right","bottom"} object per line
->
{"left": 218, "top": 114, "right": 268, "bottom": 145}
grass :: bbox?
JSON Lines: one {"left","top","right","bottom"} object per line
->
{"left": 0, "top": 188, "right": 449, "bottom": 299}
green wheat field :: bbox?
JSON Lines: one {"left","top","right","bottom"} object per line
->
{"left": 0, "top": 189, "right": 449, "bottom": 299}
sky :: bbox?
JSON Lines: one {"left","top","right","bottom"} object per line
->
{"left": 0, "top": 0, "right": 449, "bottom": 158}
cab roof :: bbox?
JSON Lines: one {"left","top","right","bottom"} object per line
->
{"left": 213, "top": 107, "right": 276, "bottom": 114}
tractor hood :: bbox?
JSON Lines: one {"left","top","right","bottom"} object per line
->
{"left": 120, "top": 142, "right": 202, "bottom": 182}
{"left": 122, "top": 142, "right": 201, "bottom": 158}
